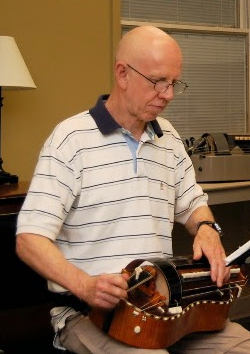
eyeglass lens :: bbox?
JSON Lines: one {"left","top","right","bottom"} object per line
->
{"left": 155, "top": 81, "right": 187, "bottom": 94}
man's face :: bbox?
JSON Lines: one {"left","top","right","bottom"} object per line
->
{"left": 125, "top": 54, "right": 182, "bottom": 123}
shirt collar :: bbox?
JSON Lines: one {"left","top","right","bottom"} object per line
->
{"left": 89, "top": 94, "right": 163, "bottom": 138}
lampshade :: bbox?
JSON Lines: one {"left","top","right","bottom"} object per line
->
{"left": 0, "top": 36, "right": 36, "bottom": 185}
{"left": 0, "top": 36, "right": 36, "bottom": 90}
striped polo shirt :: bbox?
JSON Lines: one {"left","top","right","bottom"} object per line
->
{"left": 16, "top": 94, "right": 208, "bottom": 293}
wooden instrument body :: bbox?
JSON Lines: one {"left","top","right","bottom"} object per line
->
{"left": 89, "top": 256, "right": 247, "bottom": 349}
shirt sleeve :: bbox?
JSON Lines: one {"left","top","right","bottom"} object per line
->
{"left": 16, "top": 145, "right": 80, "bottom": 240}
{"left": 173, "top": 142, "right": 208, "bottom": 225}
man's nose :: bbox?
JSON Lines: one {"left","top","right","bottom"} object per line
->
{"left": 158, "top": 86, "right": 174, "bottom": 101}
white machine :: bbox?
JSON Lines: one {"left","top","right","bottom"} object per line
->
{"left": 184, "top": 133, "right": 250, "bottom": 182}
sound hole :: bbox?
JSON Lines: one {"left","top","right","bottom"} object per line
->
{"left": 126, "top": 264, "right": 170, "bottom": 316}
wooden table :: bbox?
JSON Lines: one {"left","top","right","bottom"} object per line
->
{"left": 0, "top": 181, "right": 30, "bottom": 215}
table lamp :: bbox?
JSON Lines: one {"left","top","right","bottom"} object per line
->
{"left": 0, "top": 36, "right": 36, "bottom": 184}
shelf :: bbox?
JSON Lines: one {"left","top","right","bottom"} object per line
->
{"left": 200, "top": 181, "right": 250, "bottom": 205}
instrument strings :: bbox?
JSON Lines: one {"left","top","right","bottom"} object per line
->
{"left": 139, "top": 295, "right": 165, "bottom": 312}
{"left": 126, "top": 269, "right": 153, "bottom": 293}
{"left": 182, "top": 287, "right": 229, "bottom": 300}
{"left": 125, "top": 269, "right": 166, "bottom": 312}
{"left": 181, "top": 278, "right": 247, "bottom": 301}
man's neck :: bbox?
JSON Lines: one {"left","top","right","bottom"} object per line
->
{"left": 105, "top": 94, "right": 146, "bottom": 141}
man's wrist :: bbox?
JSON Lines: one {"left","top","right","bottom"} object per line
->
{"left": 197, "top": 220, "right": 223, "bottom": 238}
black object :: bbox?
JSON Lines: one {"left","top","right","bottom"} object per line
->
{"left": 0, "top": 88, "right": 19, "bottom": 185}
{"left": 197, "top": 220, "right": 223, "bottom": 238}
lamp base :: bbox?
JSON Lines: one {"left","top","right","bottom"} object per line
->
{"left": 0, "top": 158, "right": 18, "bottom": 185}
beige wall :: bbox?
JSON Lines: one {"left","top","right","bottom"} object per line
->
{"left": 0, "top": 0, "right": 121, "bottom": 182}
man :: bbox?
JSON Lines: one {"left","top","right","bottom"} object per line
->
{"left": 16, "top": 25, "right": 250, "bottom": 353}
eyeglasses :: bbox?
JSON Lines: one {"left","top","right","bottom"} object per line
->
{"left": 127, "top": 64, "right": 188, "bottom": 95}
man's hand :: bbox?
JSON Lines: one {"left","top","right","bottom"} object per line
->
{"left": 82, "top": 272, "right": 129, "bottom": 309}
{"left": 193, "top": 225, "right": 230, "bottom": 287}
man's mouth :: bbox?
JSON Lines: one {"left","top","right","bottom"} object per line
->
{"left": 150, "top": 104, "right": 166, "bottom": 111}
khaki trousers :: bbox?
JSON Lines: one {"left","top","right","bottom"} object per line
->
{"left": 59, "top": 314, "right": 250, "bottom": 354}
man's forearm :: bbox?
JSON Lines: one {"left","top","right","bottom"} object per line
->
{"left": 185, "top": 205, "right": 215, "bottom": 236}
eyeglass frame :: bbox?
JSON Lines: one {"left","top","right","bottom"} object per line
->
{"left": 126, "top": 64, "right": 188, "bottom": 94}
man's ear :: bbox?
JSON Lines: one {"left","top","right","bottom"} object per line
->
{"left": 115, "top": 62, "right": 128, "bottom": 89}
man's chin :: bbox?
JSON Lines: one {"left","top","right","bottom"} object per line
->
{"left": 150, "top": 105, "right": 167, "bottom": 114}
{"left": 146, "top": 108, "right": 165, "bottom": 120}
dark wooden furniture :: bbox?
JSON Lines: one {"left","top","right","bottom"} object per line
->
{"left": 0, "top": 182, "right": 57, "bottom": 353}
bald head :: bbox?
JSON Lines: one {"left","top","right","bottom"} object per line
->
{"left": 106, "top": 26, "right": 183, "bottom": 133}
{"left": 115, "top": 26, "right": 182, "bottom": 68}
